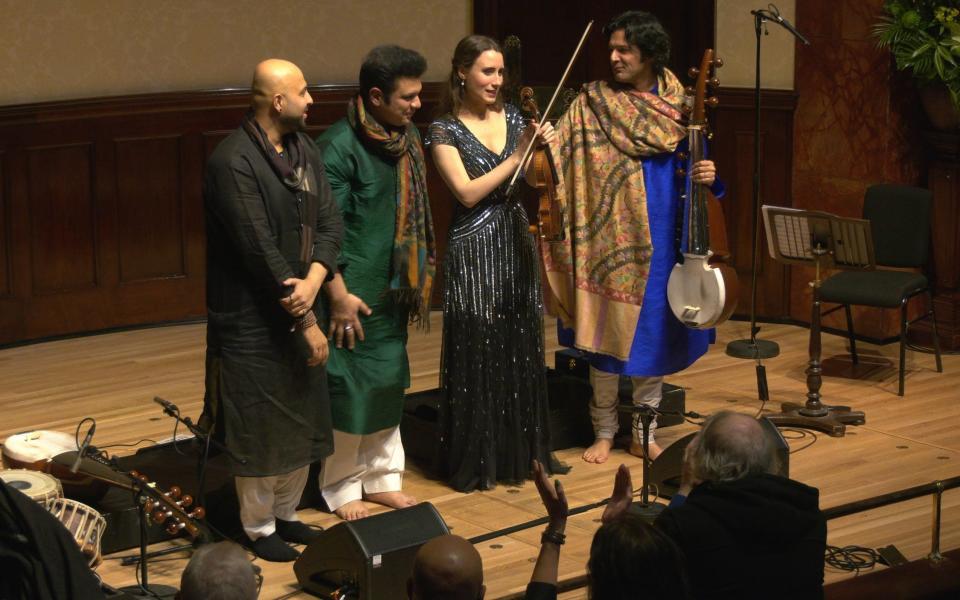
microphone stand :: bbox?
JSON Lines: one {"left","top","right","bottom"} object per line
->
{"left": 118, "top": 398, "right": 240, "bottom": 566}
{"left": 726, "top": 4, "right": 809, "bottom": 401}
{"left": 117, "top": 481, "right": 179, "bottom": 600}
{"left": 620, "top": 404, "right": 665, "bottom": 522}
{"left": 153, "top": 397, "right": 244, "bottom": 510}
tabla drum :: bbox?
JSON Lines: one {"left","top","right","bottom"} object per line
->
{"left": 2, "top": 430, "right": 108, "bottom": 503}
{"left": 0, "top": 469, "right": 63, "bottom": 509}
{"left": 49, "top": 497, "right": 107, "bottom": 568}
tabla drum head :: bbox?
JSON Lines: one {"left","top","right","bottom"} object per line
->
{"left": 0, "top": 468, "right": 63, "bottom": 509}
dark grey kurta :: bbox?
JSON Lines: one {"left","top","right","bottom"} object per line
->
{"left": 203, "top": 126, "right": 342, "bottom": 478}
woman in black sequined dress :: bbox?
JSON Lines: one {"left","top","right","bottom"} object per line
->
{"left": 428, "top": 35, "right": 568, "bottom": 492}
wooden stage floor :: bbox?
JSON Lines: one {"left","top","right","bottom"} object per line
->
{"left": 1, "top": 316, "right": 958, "bottom": 599}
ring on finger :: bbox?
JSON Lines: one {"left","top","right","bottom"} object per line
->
{"left": 344, "top": 324, "right": 354, "bottom": 332}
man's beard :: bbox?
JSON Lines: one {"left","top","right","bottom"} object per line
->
{"left": 280, "top": 111, "right": 308, "bottom": 132}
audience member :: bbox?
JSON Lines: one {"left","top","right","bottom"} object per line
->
{"left": 178, "top": 541, "right": 260, "bottom": 600}
{"left": 528, "top": 461, "right": 690, "bottom": 600}
{"left": 589, "top": 512, "right": 690, "bottom": 599}
{"left": 407, "top": 534, "right": 485, "bottom": 599}
{"left": 0, "top": 480, "right": 104, "bottom": 600}
{"left": 605, "top": 411, "right": 827, "bottom": 599}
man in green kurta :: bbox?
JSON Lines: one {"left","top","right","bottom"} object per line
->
{"left": 316, "top": 45, "right": 435, "bottom": 521}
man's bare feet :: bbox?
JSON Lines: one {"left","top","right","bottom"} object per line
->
{"left": 629, "top": 439, "right": 663, "bottom": 461}
{"left": 582, "top": 438, "right": 614, "bottom": 463}
{"left": 334, "top": 499, "right": 369, "bottom": 521}
{"left": 364, "top": 490, "right": 417, "bottom": 509}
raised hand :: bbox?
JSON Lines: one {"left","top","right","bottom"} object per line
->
{"left": 601, "top": 464, "right": 634, "bottom": 523}
{"left": 533, "top": 459, "right": 568, "bottom": 529}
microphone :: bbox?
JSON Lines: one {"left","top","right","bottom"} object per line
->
{"left": 751, "top": 5, "right": 810, "bottom": 45}
{"left": 154, "top": 396, "right": 179, "bottom": 417}
{"left": 70, "top": 422, "right": 96, "bottom": 474}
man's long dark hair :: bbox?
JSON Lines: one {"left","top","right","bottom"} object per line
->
{"left": 602, "top": 10, "right": 671, "bottom": 76}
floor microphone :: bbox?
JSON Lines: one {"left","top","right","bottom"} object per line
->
{"left": 70, "top": 422, "right": 96, "bottom": 474}
{"left": 153, "top": 396, "right": 179, "bottom": 416}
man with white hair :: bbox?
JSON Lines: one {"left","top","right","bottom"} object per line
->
{"left": 605, "top": 411, "right": 826, "bottom": 599}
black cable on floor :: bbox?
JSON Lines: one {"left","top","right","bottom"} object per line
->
{"left": 825, "top": 544, "right": 879, "bottom": 573}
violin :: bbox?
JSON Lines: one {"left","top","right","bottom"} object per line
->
{"left": 519, "top": 87, "right": 564, "bottom": 242}
{"left": 505, "top": 21, "right": 593, "bottom": 243}
{"left": 666, "top": 49, "right": 739, "bottom": 329}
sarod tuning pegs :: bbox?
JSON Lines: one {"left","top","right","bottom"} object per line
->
{"left": 712, "top": 56, "right": 723, "bottom": 68}
{"left": 687, "top": 67, "right": 699, "bottom": 79}
{"left": 705, "top": 97, "right": 719, "bottom": 108}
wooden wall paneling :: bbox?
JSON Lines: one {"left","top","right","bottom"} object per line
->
{"left": 179, "top": 130, "right": 207, "bottom": 306}
{"left": 0, "top": 151, "right": 8, "bottom": 298}
{"left": 928, "top": 162, "right": 960, "bottom": 291}
{"left": 26, "top": 143, "right": 98, "bottom": 295}
{"left": 0, "top": 149, "right": 16, "bottom": 342}
{"left": 2, "top": 149, "right": 29, "bottom": 343}
{"left": 711, "top": 88, "right": 798, "bottom": 320}
{"left": 474, "top": 0, "right": 715, "bottom": 89}
{"left": 114, "top": 135, "right": 186, "bottom": 283}
{"left": 0, "top": 83, "right": 471, "bottom": 345}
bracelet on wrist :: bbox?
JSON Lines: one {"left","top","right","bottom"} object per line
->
{"left": 295, "top": 311, "right": 317, "bottom": 331}
{"left": 541, "top": 528, "right": 566, "bottom": 546}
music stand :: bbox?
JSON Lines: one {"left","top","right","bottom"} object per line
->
{"left": 760, "top": 206, "right": 870, "bottom": 436}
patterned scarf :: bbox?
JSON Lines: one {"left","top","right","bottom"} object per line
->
{"left": 347, "top": 96, "right": 436, "bottom": 326}
{"left": 542, "top": 71, "right": 687, "bottom": 359}
{"left": 242, "top": 110, "right": 309, "bottom": 192}
{"left": 242, "top": 111, "right": 320, "bottom": 293}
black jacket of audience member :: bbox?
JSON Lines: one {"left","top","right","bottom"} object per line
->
{"left": 655, "top": 473, "right": 826, "bottom": 600}
{"left": 0, "top": 481, "right": 105, "bottom": 600}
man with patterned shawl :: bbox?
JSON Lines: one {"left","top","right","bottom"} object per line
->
{"left": 544, "top": 11, "right": 724, "bottom": 463}
{"left": 316, "top": 46, "right": 435, "bottom": 520}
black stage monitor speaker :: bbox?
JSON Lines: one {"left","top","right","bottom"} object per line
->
{"left": 648, "top": 416, "right": 790, "bottom": 498}
{"left": 294, "top": 502, "right": 449, "bottom": 599}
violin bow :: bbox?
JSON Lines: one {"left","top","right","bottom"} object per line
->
{"left": 505, "top": 20, "right": 594, "bottom": 196}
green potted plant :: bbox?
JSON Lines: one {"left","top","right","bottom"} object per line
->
{"left": 875, "top": 1, "right": 960, "bottom": 128}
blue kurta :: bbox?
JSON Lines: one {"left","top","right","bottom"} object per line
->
{"left": 559, "top": 144, "right": 724, "bottom": 377}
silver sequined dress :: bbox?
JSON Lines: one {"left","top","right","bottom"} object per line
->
{"left": 428, "top": 104, "right": 567, "bottom": 492}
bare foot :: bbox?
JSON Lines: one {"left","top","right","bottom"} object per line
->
{"left": 364, "top": 490, "right": 417, "bottom": 509}
{"left": 334, "top": 499, "right": 369, "bottom": 521}
{"left": 629, "top": 440, "right": 663, "bottom": 461}
{"left": 582, "top": 438, "right": 613, "bottom": 464}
